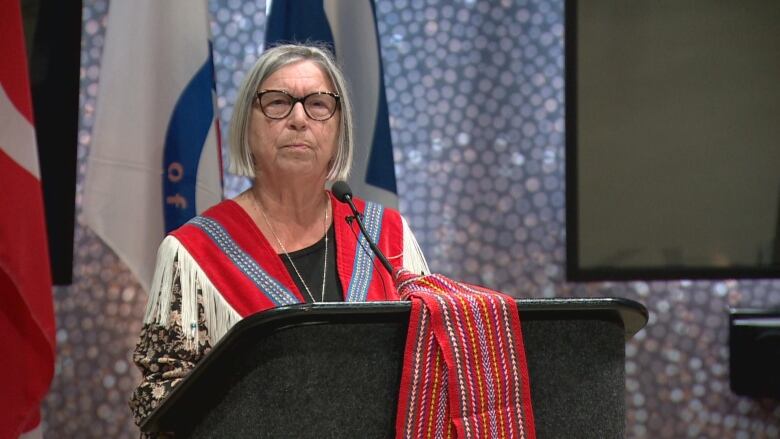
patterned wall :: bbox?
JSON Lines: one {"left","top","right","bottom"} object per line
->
{"left": 44, "top": 0, "right": 780, "bottom": 437}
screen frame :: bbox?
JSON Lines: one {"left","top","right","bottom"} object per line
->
{"left": 564, "top": 0, "right": 780, "bottom": 282}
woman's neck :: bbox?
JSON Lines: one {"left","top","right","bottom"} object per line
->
{"left": 253, "top": 166, "right": 329, "bottom": 218}
{"left": 251, "top": 182, "right": 327, "bottom": 226}
{"left": 242, "top": 175, "right": 332, "bottom": 252}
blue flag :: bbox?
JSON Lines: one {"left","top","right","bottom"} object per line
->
{"left": 266, "top": 0, "right": 398, "bottom": 207}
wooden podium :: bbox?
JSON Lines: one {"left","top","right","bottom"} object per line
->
{"left": 141, "top": 298, "right": 647, "bottom": 438}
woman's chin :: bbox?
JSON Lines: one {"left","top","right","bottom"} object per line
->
{"left": 273, "top": 159, "right": 323, "bottom": 178}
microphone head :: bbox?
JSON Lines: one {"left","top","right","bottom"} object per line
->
{"left": 332, "top": 181, "right": 353, "bottom": 202}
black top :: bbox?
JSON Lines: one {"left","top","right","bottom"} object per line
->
{"left": 280, "top": 224, "right": 343, "bottom": 302}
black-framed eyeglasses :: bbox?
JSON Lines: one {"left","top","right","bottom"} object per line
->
{"left": 255, "top": 89, "right": 340, "bottom": 121}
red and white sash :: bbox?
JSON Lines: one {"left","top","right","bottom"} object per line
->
{"left": 395, "top": 271, "right": 536, "bottom": 439}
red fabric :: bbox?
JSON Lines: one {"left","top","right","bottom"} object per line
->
{"left": 0, "top": 1, "right": 33, "bottom": 123}
{"left": 332, "top": 193, "right": 403, "bottom": 302}
{"left": 395, "top": 271, "right": 535, "bottom": 439}
{"left": 170, "top": 193, "right": 405, "bottom": 317}
{"left": 173, "top": 199, "right": 294, "bottom": 316}
{"left": 0, "top": 2, "right": 56, "bottom": 436}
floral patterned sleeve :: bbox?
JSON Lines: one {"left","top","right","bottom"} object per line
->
{"left": 129, "top": 258, "right": 213, "bottom": 432}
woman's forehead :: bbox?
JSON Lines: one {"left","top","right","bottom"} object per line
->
{"left": 260, "top": 60, "right": 334, "bottom": 92}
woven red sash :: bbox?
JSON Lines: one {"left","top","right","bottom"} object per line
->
{"left": 395, "top": 271, "right": 535, "bottom": 439}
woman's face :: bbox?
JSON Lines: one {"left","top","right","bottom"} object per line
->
{"left": 249, "top": 60, "right": 340, "bottom": 181}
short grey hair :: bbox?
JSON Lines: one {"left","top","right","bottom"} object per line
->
{"left": 228, "top": 44, "right": 354, "bottom": 181}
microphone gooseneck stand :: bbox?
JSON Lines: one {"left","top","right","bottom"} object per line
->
{"left": 331, "top": 181, "right": 395, "bottom": 277}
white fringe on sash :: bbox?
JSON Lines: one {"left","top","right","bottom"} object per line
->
{"left": 401, "top": 216, "right": 430, "bottom": 275}
{"left": 144, "top": 235, "right": 242, "bottom": 350}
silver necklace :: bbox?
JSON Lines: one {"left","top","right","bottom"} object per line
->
{"left": 254, "top": 194, "right": 329, "bottom": 302}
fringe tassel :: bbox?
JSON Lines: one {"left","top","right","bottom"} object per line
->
{"left": 144, "top": 236, "right": 242, "bottom": 350}
{"left": 401, "top": 217, "right": 430, "bottom": 275}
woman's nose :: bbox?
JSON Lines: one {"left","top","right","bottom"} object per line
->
{"left": 287, "top": 101, "right": 308, "bottom": 128}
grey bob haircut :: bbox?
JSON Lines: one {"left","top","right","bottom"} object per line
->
{"left": 228, "top": 44, "right": 354, "bottom": 182}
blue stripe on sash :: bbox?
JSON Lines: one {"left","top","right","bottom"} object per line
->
{"left": 346, "top": 202, "right": 384, "bottom": 302}
{"left": 188, "top": 217, "right": 300, "bottom": 306}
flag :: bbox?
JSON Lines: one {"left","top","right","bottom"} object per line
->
{"left": 266, "top": 0, "right": 398, "bottom": 208}
{"left": 83, "top": 0, "right": 223, "bottom": 292}
{"left": 0, "top": 1, "right": 56, "bottom": 437}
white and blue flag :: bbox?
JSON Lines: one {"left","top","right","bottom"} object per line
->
{"left": 266, "top": 0, "right": 398, "bottom": 207}
{"left": 83, "top": 0, "right": 223, "bottom": 292}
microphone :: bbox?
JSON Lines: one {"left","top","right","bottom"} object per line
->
{"left": 331, "top": 180, "right": 352, "bottom": 203}
{"left": 332, "top": 181, "right": 395, "bottom": 276}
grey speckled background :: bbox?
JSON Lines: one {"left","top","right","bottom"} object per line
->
{"left": 43, "top": 0, "right": 780, "bottom": 437}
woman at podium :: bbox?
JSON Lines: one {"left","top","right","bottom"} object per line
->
{"left": 129, "top": 44, "right": 428, "bottom": 426}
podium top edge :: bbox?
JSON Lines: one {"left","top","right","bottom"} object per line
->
{"left": 239, "top": 297, "right": 649, "bottom": 339}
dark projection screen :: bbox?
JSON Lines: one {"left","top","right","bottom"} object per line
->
{"left": 566, "top": 0, "right": 780, "bottom": 280}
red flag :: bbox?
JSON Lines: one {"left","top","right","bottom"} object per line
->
{"left": 0, "top": 1, "right": 57, "bottom": 437}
